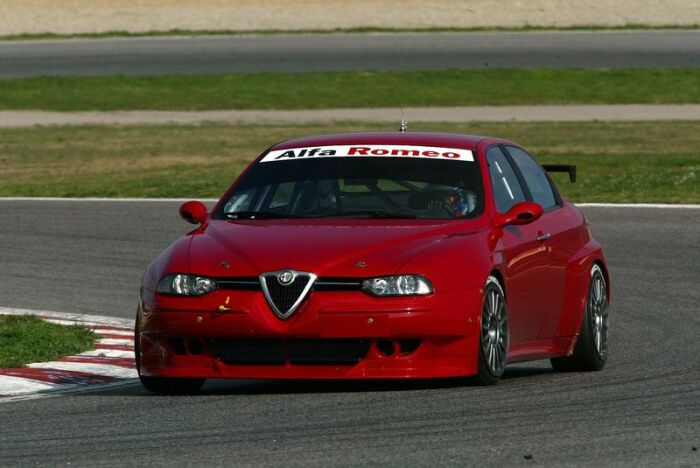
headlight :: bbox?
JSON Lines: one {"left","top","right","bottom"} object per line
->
{"left": 156, "top": 274, "right": 217, "bottom": 296}
{"left": 362, "top": 275, "right": 433, "bottom": 296}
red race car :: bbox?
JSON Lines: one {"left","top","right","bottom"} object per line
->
{"left": 136, "top": 131, "right": 610, "bottom": 394}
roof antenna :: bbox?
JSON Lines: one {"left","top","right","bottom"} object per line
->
{"left": 399, "top": 97, "right": 407, "bottom": 132}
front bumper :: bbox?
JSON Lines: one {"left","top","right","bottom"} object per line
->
{"left": 137, "top": 288, "right": 482, "bottom": 379}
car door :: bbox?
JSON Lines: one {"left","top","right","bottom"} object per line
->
{"left": 486, "top": 146, "right": 549, "bottom": 345}
{"left": 504, "top": 146, "right": 577, "bottom": 340}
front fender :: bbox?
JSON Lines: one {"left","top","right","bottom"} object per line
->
{"left": 140, "top": 236, "right": 193, "bottom": 306}
{"left": 399, "top": 230, "right": 495, "bottom": 293}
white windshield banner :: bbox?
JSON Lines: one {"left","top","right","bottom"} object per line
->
{"left": 260, "top": 145, "right": 474, "bottom": 163}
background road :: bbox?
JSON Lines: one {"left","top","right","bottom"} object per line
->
{"left": 0, "top": 201, "right": 698, "bottom": 465}
{"left": 1, "top": 30, "right": 699, "bottom": 77}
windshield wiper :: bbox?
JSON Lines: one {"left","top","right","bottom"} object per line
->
{"left": 224, "top": 211, "right": 298, "bottom": 219}
{"left": 307, "top": 210, "right": 419, "bottom": 219}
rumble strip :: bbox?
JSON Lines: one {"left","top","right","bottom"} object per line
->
{"left": 0, "top": 308, "right": 137, "bottom": 401}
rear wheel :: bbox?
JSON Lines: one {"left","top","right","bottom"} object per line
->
{"left": 474, "top": 276, "right": 509, "bottom": 385}
{"left": 135, "top": 315, "right": 205, "bottom": 395}
{"left": 551, "top": 264, "right": 609, "bottom": 372}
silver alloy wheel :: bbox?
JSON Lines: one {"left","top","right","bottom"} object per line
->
{"left": 590, "top": 265, "right": 609, "bottom": 360}
{"left": 481, "top": 280, "right": 508, "bottom": 375}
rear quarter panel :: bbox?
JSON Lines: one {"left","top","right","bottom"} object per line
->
{"left": 554, "top": 204, "right": 610, "bottom": 339}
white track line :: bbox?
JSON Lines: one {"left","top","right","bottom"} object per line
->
{"left": 0, "top": 198, "right": 697, "bottom": 208}
{"left": 577, "top": 203, "right": 700, "bottom": 209}
{"left": 0, "top": 197, "right": 218, "bottom": 202}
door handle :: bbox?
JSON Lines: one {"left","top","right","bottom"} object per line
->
{"left": 536, "top": 233, "right": 551, "bottom": 242}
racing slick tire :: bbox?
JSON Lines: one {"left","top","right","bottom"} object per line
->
{"left": 551, "top": 264, "right": 609, "bottom": 372}
{"left": 474, "top": 275, "right": 509, "bottom": 385}
{"left": 135, "top": 317, "right": 205, "bottom": 395}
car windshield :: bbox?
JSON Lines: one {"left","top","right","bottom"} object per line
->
{"left": 216, "top": 152, "right": 484, "bottom": 220}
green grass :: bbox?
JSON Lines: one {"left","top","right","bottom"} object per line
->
{"left": 1, "top": 69, "right": 699, "bottom": 111}
{"left": 0, "top": 121, "right": 697, "bottom": 203}
{"left": 0, "top": 315, "right": 98, "bottom": 368}
{"left": 2, "top": 24, "right": 698, "bottom": 41}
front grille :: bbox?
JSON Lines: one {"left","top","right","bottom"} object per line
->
{"left": 215, "top": 277, "right": 260, "bottom": 290}
{"left": 214, "top": 274, "right": 365, "bottom": 319}
{"left": 262, "top": 274, "right": 311, "bottom": 315}
{"left": 312, "top": 277, "right": 363, "bottom": 291}
{"left": 206, "top": 338, "right": 371, "bottom": 365}
{"left": 215, "top": 277, "right": 362, "bottom": 292}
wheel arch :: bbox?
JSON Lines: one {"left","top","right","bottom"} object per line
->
{"left": 477, "top": 267, "right": 509, "bottom": 384}
{"left": 487, "top": 268, "right": 507, "bottom": 298}
{"left": 592, "top": 259, "right": 611, "bottom": 304}
{"left": 555, "top": 241, "right": 607, "bottom": 338}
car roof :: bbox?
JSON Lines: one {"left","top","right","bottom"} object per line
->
{"left": 268, "top": 132, "right": 513, "bottom": 152}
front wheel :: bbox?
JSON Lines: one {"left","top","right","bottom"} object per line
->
{"left": 134, "top": 314, "right": 205, "bottom": 395}
{"left": 474, "top": 276, "right": 509, "bottom": 385}
{"left": 551, "top": 264, "right": 609, "bottom": 372}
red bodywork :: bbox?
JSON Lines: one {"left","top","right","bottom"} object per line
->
{"left": 137, "top": 132, "right": 609, "bottom": 379}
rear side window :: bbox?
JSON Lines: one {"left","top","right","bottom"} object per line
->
{"left": 506, "top": 146, "right": 558, "bottom": 210}
{"left": 486, "top": 146, "right": 526, "bottom": 213}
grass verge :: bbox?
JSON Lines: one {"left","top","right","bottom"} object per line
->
{"left": 0, "top": 121, "right": 697, "bottom": 203}
{"left": 1, "top": 25, "right": 698, "bottom": 41}
{"left": 1, "top": 69, "right": 699, "bottom": 111}
{"left": 0, "top": 315, "right": 97, "bottom": 368}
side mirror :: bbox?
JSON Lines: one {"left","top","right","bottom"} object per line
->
{"left": 493, "top": 201, "right": 543, "bottom": 228}
{"left": 179, "top": 201, "right": 208, "bottom": 225}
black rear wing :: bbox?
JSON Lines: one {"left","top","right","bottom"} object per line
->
{"left": 543, "top": 164, "right": 576, "bottom": 183}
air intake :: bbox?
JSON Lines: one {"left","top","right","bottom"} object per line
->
{"left": 259, "top": 269, "right": 316, "bottom": 319}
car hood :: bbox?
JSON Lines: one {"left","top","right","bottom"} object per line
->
{"left": 188, "top": 218, "right": 483, "bottom": 277}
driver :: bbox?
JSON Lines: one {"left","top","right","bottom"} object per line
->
{"left": 445, "top": 189, "right": 470, "bottom": 217}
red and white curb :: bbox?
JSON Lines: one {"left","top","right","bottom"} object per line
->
{"left": 0, "top": 308, "right": 137, "bottom": 401}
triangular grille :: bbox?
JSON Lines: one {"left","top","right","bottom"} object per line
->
{"left": 259, "top": 270, "right": 316, "bottom": 319}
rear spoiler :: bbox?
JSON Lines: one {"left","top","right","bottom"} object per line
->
{"left": 543, "top": 164, "right": 576, "bottom": 183}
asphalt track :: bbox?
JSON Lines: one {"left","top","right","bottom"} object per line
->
{"left": 1, "top": 30, "right": 699, "bottom": 78}
{"left": 0, "top": 200, "right": 698, "bottom": 466}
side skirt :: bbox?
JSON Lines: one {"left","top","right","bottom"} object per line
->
{"left": 507, "top": 336, "right": 575, "bottom": 363}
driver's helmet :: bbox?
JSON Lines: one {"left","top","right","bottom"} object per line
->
{"left": 447, "top": 188, "right": 479, "bottom": 216}
{"left": 447, "top": 188, "right": 469, "bottom": 215}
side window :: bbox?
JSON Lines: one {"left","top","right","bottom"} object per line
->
{"left": 487, "top": 146, "right": 526, "bottom": 213}
{"left": 506, "top": 146, "right": 558, "bottom": 210}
